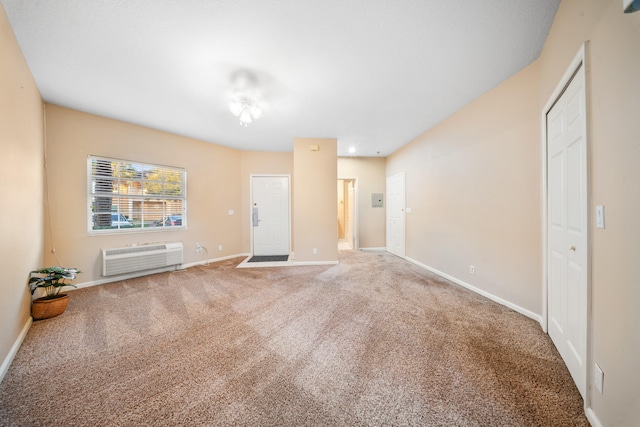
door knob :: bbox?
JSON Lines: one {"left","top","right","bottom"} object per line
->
{"left": 569, "top": 246, "right": 576, "bottom": 252}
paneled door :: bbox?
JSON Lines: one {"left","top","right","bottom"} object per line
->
{"left": 547, "top": 65, "right": 587, "bottom": 399}
{"left": 386, "top": 172, "right": 405, "bottom": 257}
{"left": 252, "top": 175, "right": 290, "bottom": 256}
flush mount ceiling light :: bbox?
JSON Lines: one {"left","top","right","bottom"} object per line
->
{"left": 229, "top": 71, "right": 262, "bottom": 127}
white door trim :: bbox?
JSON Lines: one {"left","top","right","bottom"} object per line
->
{"left": 541, "top": 42, "right": 592, "bottom": 405}
{"left": 338, "top": 176, "right": 359, "bottom": 250}
{"left": 386, "top": 171, "right": 406, "bottom": 258}
{"left": 250, "top": 174, "right": 292, "bottom": 256}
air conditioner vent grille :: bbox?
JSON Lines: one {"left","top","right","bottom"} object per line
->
{"left": 102, "top": 242, "right": 183, "bottom": 276}
{"left": 104, "top": 245, "right": 167, "bottom": 257}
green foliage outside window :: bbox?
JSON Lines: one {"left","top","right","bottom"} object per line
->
{"left": 88, "top": 156, "right": 186, "bottom": 233}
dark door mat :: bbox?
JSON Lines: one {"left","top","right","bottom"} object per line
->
{"left": 248, "top": 255, "right": 289, "bottom": 263}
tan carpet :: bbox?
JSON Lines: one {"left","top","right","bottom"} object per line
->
{"left": 0, "top": 250, "right": 589, "bottom": 426}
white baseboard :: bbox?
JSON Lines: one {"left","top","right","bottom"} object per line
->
{"left": 70, "top": 253, "right": 250, "bottom": 291}
{"left": 71, "top": 266, "right": 183, "bottom": 291}
{"left": 0, "top": 316, "right": 32, "bottom": 384}
{"left": 359, "top": 247, "right": 386, "bottom": 252}
{"left": 293, "top": 260, "right": 340, "bottom": 266}
{"left": 181, "top": 253, "right": 250, "bottom": 269}
{"left": 585, "top": 407, "right": 604, "bottom": 427}
{"left": 405, "top": 256, "right": 543, "bottom": 325}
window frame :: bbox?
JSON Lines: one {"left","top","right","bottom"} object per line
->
{"left": 87, "top": 155, "right": 187, "bottom": 235}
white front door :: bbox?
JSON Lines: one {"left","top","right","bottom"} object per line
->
{"left": 547, "top": 65, "right": 588, "bottom": 398}
{"left": 386, "top": 172, "right": 405, "bottom": 257}
{"left": 252, "top": 176, "right": 290, "bottom": 256}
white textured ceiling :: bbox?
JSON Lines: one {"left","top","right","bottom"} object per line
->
{"left": 2, "top": 0, "right": 559, "bottom": 157}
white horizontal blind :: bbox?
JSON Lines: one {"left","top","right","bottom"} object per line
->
{"left": 88, "top": 156, "right": 186, "bottom": 233}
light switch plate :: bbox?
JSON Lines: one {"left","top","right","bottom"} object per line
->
{"left": 596, "top": 205, "right": 605, "bottom": 229}
{"left": 595, "top": 364, "right": 604, "bottom": 393}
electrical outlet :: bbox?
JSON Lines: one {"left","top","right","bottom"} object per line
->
{"left": 195, "top": 242, "right": 203, "bottom": 254}
{"left": 595, "top": 364, "right": 604, "bottom": 393}
{"left": 470, "top": 265, "right": 475, "bottom": 275}
{"left": 313, "top": 248, "right": 318, "bottom": 255}
{"left": 218, "top": 245, "right": 223, "bottom": 251}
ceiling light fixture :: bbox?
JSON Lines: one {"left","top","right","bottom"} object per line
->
{"left": 348, "top": 146, "right": 357, "bottom": 154}
{"left": 229, "top": 94, "right": 262, "bottom": 127}
{"left": 229, "top": 71, "right": 262, "bottom": 127}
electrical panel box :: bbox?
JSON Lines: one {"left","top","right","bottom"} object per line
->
{"left": 372, "top": 193, "right": 384, "bottom": 208}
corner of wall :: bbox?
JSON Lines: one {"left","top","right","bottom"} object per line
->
{"left": 0, "top": 2, "right": 45, "bottom": 383}
{"left": 293, "top": 138, "right": 338, "bottom": 262}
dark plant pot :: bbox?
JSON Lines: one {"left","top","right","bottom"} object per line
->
{"left": 31, "top": 294, "right": 69, "bottom": 320}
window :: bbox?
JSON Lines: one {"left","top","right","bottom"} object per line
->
{"left": 88, "top": 156, "right": 186, "bottom": 234}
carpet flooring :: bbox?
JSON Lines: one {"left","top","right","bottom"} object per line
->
{"left": 0, "top": 250, "right": 589, "bottom": 426}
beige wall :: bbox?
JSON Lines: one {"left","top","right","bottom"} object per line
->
{"left": 5, "top": 1, "right": 639, "bottom": 423}
{"left": 0, "top": 5, "right": 44, "bottom": 375}
{"left": 240, "top": 151, "right": 293, "bottom": 253}
{"left": 43, "top": 105, "right": 243, "bottom": 283}
{"left": 338, "top": 157, "right": 386, "bottom": 249}
{"left": 388, "top": 1, "right": 640, "bottom": 425}
{"left": 540, "top": 1, "right": 640, "bottom": 425}
{"left": 293, "top": 138, "right": 338, "bottom": 262}
{"left": 387, "top": 60, "right": 542, "bottom": 315}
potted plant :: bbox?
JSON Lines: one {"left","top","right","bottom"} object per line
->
{"left": 29, "top": 266, "right": 81, "bottom": 320}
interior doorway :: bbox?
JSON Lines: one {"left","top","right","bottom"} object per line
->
{"left": 337, "top": 178, "right": 356, "bottom": 250}
{"left": 386, "top": 172, "right": 405, "bottom": 257}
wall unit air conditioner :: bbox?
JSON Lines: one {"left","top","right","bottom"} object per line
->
{"left": 102, "top": 242, "right": 183, "bottom": 276}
